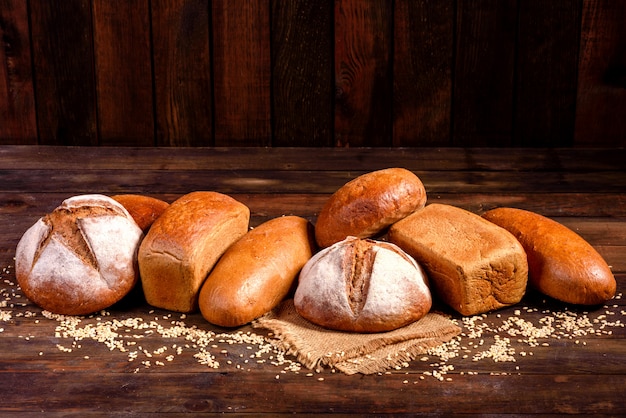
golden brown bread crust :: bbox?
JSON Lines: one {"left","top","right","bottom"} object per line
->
{"left": 294, "top": 237, "right": 432, "bottom": 333}
{"left": 388, "top": 203, "right": 528, "bottom": 316}
{"left": 482, "top": 207, "right": 616, "bottom": 305}
{"left": 111, "top": 194, "right": 169, "bottom": 232}
{"left": 198, "top": 216, "right": 316, "bottom": 327}
{"left": 314, "top": 168, "right": 426, "bottom": 248}
{"left": 138, "top": 191, "right": 250, "bottom": 313}
{"left": 15, "top": 194, "right": 143, "bottom": 315}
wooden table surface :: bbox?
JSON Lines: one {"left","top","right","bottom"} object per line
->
{"left": 0, "top": 145, "right": 624, "bottom": 417}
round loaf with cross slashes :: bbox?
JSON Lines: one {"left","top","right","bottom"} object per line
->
{"left": 15, "top": 194, "right": 144, "bottom": 315}
{"left": 294, "top": 236, "right": 432, "bottom": 333}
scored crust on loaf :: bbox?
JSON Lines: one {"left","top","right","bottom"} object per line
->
{"left": 15, "top": 194, "right": 143, "bottom": 315}
{"left": 388, "top": 203, "right": 528, "bottom": 316}
{"left": 294, "top": 237, "right": 432, "bottom": 333}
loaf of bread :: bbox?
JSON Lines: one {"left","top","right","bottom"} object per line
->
{"left": 314, "top": 168, "right": 426, "bottom": 248}
{"left": 15, "top": 194, "right": 144, "bottom": 315}
{"left": 199, "top": 216, "right": 316, "bottom": 327}
{"left": 388, "top": 203, "right": 528, "bottom": 316}
{"left": 294, "top": 237, "right": 431, "bottom": 333}
{"left": 482, "top": 207, "right": 616, "bottom": 305}
{"left": 111, "top": 194, "right": 169, "bottom": 231}
{"left": 138, "top": 191, "right": 250, "bottom": 313}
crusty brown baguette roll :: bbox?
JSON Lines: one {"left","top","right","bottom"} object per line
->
{"left": 388, "top": 203, "right": 528, "bottom": 316}
{"left": 111, "top": 194, "right": 169, "bottom": 232}
{"left": 294, "top": 237, "right": 431, "bottom": 333}
{"left": 482, "top": 207, "right": 616, "bottom": 305}
{"left": 15, "top": 194, "right": 144, "bottom": 315}
{"left": 138, "top": 191, "right": 250, "bottom": 313}
{"left": 199, "top": 216, "right": 316, "bottom": 327}
{"left": 314, "top": 168, "right": 426, "bottom": 248}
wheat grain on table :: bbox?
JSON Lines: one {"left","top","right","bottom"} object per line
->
{"left": 0, "top": 146, "right": 624, "bottom": 416}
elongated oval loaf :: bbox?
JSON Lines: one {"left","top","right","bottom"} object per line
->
{"left": 315, "top": 168, "right": 426, "bottom": 248}
{"left": 199, "top": 216, "right": 316, "bottom": 327}
{"left": 138, "top": 191, "right": 250, "bottom": 313}
{"left": 111, "top": 194, "right": 169, "bottom": 232}
{"left": 482, "top": 207, "right": 616, "bottom": 305}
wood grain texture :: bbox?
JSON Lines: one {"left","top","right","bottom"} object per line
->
{"left": 92, "top": 0, "right": 154, "bottom": 146}
{"left": 334, "top": 0, "right": 393, "bottom": 147}
{"left": 574, "top": 0, "right": 626, "bottom": 147}
{"left": 0, "top": 0, "right": 36, "bottom": 144}
{"left": 2, "top": 145, "right": 626, "bottom": 171}
{"left": 514, "top": 0, "right": 581, "bottom": 147}
{"left": 29, "top": 0, "right": 97, "bottom": 146}
{"left": 271, "top": 0, "right": 334, "bottom": 147}
{"left": 0, "top": 146, "right": 624, "bottom": 416}
{"left": 151, "top": 0, "right": 212, "bottom": 147}
{"left": 393, "top": 0, "right": 454, "bottom": 146}
{"left": 453, "top": 0, "right": 518, "bottom": 146}
{"left": 4, "top": 2, "right": 626, "bottom": 148}
{"left": 212, "top": 0, "right": 271, "bottom": 146}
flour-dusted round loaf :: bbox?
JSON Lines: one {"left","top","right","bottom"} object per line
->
{"left": 294, "top": 237, "right": 432, "bottom": 333}
{"left": 482, "top": 207, "right": 616, "bottom": 305}
{"left": 314, "top": 168, "right": 427, "bottom": 248}
{"left": 199, "top": 216, "right": 316, "bottom": 327}
{"left": 15, "top": 194, "right": 144, "bottom": 315}
{"left": 138, "top": 191, "right": 250, "bottom": 313}
{"left": 388, "top": 203, "right": 528, "bottom": 316}
{"left": 111, "top": 194, "right": 169, "bottom": 232}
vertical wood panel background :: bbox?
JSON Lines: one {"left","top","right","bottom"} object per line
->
{"left": 453, "top": 0, "right": 517, "bottom": 146}
{"left": 1, "top": 0, "right": 626, "bottom": 147}
{"left": 30, "top": 0, "right": 97, "bottom": 146}
{"left": 334, "top": 0, "right": 393, "bottom": 147}
{"left": 575, "top": 0, "right": 626, "bottom": 146}
{"left": 93, "top": 0, "right": 154, "bottom": 146}
{"left": 271, "top": 0, "right": 333, "bottom": 147}
{"left": 393, "top": 0, "right": 453, "bottom": 147}
{"left": 152, "top": 0, "right": 213, "bottom": 147}
{"left": 0, "top": 0, "right": 37, "bottom": 144}
{"left": 513, "top": 0, "right": 581, "bottom": 147}
{"left": 212, "top": 0, "right": 271, "bottom": 146}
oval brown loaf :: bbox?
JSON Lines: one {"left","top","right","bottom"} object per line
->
{"left": 388, "top": 203, "right": 528, "bottom": 316}
{"left": 314, "top": 168, "right": 427, "bottom": 248}
{"left": 138, "top": 191, "right": 250, "bottom": 313}
{"left": 15, "top": 194, "right": 144, "bottom": 315}
{"left": 111, "top": 194, "right": 169, "bottom": 232}
{"left": 294, "top": 236, "right": 432, "bottom": 333}
{"left": 482, "top": 207, "right": 616, "bottom": 305}
{"left": 199, "top": 216, "right": 316, "bottom": 327}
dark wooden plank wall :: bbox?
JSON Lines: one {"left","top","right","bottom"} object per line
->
{"left": 1, "top": 0, "right": 625, "bottom": 147}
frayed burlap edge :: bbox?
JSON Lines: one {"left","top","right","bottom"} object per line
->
{"left": 252, "top": 299, "right": 461, "bottom": 375}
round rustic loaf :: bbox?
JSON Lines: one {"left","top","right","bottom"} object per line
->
{"left": 314, "top": 168, "right": 426, "bottom": 248}
{"left": 294, "top": 236, "right": 432, "bottom": 333}
{"left": 15, "top": 194, "right": 144, "bottom": 315}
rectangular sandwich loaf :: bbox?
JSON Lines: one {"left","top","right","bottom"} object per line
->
{"left": 388, "top": 203, "right": 528, "bottom": 316}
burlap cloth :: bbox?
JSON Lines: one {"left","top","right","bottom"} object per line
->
{"left": 252, "top": 299, "right": 461, "bottom": 375}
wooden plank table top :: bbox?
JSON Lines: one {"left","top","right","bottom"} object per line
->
{"left": 0, "top": 145, "right": 624, "bottom": 416}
